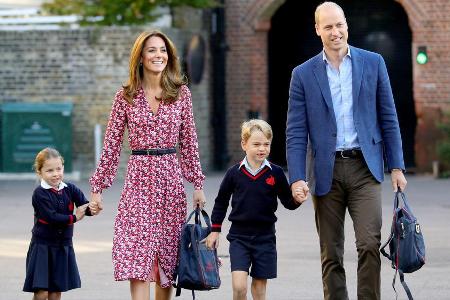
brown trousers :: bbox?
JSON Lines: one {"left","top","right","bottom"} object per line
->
{"left": 312, "top": 156, "right": 382, "bottom": 300}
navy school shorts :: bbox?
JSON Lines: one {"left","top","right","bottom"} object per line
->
{"left": 226, "top": 232, "right": 277, "bottom": 279}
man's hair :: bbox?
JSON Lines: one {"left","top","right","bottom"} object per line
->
{"left": 315, "top": 1, "right": 346, "bottom": 24}
{"left": 241, "top": 119, "right": 273, "bottom": 143}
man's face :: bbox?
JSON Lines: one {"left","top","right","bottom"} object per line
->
{"left": 315, "top": 6, "right": 348, "bottom": 53}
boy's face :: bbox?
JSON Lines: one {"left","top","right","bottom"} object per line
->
{"left": 241, "top": 130, "right": 271, "bottom": 167}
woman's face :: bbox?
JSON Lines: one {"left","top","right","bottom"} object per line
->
{"left": 141, "top": 36, "right": 169, "bottom": 75}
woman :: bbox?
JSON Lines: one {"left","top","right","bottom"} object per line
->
{"left": 89, "top": 30, "right": 206, "bottom": 300}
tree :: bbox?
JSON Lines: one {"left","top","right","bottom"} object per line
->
{"left": 41, "top": 0, "right": 217, "bottom": 26}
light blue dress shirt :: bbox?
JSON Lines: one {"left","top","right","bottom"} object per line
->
{"left": 323, "top": 48, "right": 360, "bottom": 151}
{"left": 239, "top": 156, "right": 271, "bottom": 176}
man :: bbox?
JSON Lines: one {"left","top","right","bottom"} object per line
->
{"left": 286, "top": 2, "right": 407, "bottom": 299}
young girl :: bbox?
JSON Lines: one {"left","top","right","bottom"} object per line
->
{"left": 23, "top": 148, "right": 91, "bottom": 300}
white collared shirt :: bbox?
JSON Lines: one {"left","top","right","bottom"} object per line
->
{"left": 239, "top": 157, "right": 272, "bottom": 176}
{"left": 40, "top": 179, "right": 68, "bottom": 191}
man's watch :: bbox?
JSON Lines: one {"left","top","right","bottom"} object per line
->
{"left": 391, "top": 168, "right": 403, "bottom": 172}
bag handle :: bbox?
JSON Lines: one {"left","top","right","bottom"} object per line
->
{"left": 394, "top": 189, "right": 413, "bottom": 213}
{"left": 185, "top": 208, "right": 212, "bottom": 232}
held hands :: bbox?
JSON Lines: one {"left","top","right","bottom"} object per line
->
{"left": 89, "top": 192, "right": 104, "bottom": 216}
{"left": 206, "top": 232, "right": 220, "bottom": 250}
{"left": 193, "top": 189, "right": 206, "bottom": 210}
{"left": 391, "top": 169, "right": 407, "bottom": 192}
{"left": 75, "top": 203, "right": 89, "bottom": 221}
{"left": 292, "top": 180, "right": 309, "bottom": 204}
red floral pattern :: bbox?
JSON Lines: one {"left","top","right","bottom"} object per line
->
{"left": 89, "top": 85, "right": 205, "bottom": 287}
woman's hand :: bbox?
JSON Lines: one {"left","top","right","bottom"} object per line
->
{"left": 89, "top": 192, "right": 103, "bottom": 215}
{"left": 193, "top": 189, "right": 206, "bottom": 210}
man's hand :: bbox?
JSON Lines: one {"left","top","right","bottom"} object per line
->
{"left": 391, "top": 169, "right": 407, "bottom": 192}
{"left": 89, "top": 192, "right": 104, "bottom": 215}
{"left": 292, "top": 180, "right": 309, "bottom": 204}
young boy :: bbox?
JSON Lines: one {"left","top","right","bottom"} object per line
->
{"left": 206, "top": 119, "right": 307, "bottom": 300}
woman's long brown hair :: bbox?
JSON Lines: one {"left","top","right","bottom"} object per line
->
{"left": 123, "top": 30, "right": 187, "bottom": 105}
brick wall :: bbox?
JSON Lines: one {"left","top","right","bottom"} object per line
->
{"left": 400, "top": 0, "right": 450, "bottom": 170}
{"left": 225, "top": 0, "right": 450, "bottom": 171}
{"left": 0, "top": 26, "right": 212, "bottom": 177}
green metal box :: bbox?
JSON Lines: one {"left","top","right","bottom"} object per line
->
{"left": 0, "top": 103, "right": 73, "bottom": 172}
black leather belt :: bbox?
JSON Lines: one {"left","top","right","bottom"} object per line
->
{"left": 131, "top": 148, "right": 176, "bottom": 155}
{"left": 336, "top": 149, "right": 362, "bottom": 159}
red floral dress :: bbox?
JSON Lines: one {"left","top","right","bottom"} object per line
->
{"left": 89, "top": 85, "right": 205, "bottom": 287}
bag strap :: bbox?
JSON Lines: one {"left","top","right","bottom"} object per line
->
{"left": 391, "top": 268, "right": 414, "bottom": 300}
{"left": 380, "top": 234, "right": 393, "bottom": 260}
{"left": 399, "top": 270, "right": 413, "bottom": 300}
{"left": 185, "top": 208, "right": 212, "bottom": 232}
{"left": 395, "top": 189, "right": 414, "bottom": 215}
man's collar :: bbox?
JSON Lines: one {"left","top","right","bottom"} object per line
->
{"left": 41, "top": 180, "right": 67, "bottom": 191}
{"left": 322, "top": 46, "right": 351, "bottom": 63}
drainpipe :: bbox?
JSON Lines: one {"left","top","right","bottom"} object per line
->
{"left": 211, "top": 0, "right": 229, "bottom": 170}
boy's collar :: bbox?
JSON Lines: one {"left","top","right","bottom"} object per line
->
{"left": 239, "top": 157, "right": 272, "bottom": 170}
{"left": 41, "top": 179, "right": 67, "bottom": 191}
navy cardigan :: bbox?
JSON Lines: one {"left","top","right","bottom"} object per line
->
{"left": 31, "top": 183, "right": 91, "bottom": 241}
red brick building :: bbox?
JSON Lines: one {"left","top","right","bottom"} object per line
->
{"left": 223, "top": 0, "right": 450, "bottom": 172}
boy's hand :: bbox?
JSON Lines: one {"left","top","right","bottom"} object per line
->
{"left": 292, "top": 180, "right": 309, "bottom": 204}
{"left": 206, "top": 232, "right": 220, "bottom": 250}
{"left": 76, "top": 203, "right": 89, "bottom": 221}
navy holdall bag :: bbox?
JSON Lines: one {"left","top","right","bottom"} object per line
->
{"left": 173, "top": 208, "right": 221, "bottom": 299}
{"left": 380, "top": 190, "right": 426, "bottom": 300}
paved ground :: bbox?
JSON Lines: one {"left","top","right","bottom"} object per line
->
{"left": 1, "top": 173, "right": 449, "bottom": 300}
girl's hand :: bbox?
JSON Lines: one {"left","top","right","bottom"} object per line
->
{"left": 193, "top": 189, "right": 206, "bottom": 210}
{"left": 76, "top": 203, "right": 89, "bottom": 221}
{"left": 206, "top": 232, "right": 220, "bottom": 250}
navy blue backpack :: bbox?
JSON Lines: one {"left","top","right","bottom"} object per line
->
{"left": 173, "top": 208, "right": 221, "bottom": 299}
{"left": 380, "top": 190, "right": 426, "bottom": 300}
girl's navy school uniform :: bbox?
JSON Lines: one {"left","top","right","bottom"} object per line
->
{"left": 210, "top": 158, "right": 301, "bottom": 279}
{"left": 23, "top": 180, "right": 92, "bottom": 293}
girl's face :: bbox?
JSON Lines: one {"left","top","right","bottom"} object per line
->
{"left": 38, "top": 157, "right": 64, "bottom": 189}
{"left": 141, "top": 36, "right": 168, "bottom": 75}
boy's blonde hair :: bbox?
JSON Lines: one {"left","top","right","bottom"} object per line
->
{"left": 241, "top": 119, "right": 273, "bottom": 142}
{"left": 34, "top": 147, "right": 64, "bottom": 173}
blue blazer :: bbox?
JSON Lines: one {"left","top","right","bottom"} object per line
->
{"left": 286, "top": 46, "right": 405, "bottom": 196}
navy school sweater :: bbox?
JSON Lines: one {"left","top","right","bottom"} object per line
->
{"left": 211, "top": 162, "right": 301, "bottom": 235}
{"left": 31, "top": 182, "right": 92, "bottom": 241}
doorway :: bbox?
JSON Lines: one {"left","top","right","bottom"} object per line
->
{"left": 268, "top": 0, "right": 415, "bottom": 168}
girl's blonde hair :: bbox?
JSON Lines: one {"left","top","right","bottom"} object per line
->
{"left": 122, "top": 30, "right": 187, "bottom": 105}
{"left": 34, "top": 147, "right": 64, "bottom": 173}
{"left": 241, "top": 119, "right": 273, "bottom": 143}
